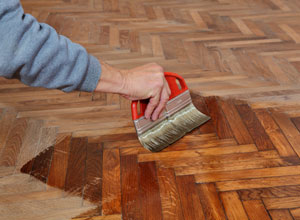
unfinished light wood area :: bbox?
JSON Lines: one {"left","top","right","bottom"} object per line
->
{"left": 1, "top": 0, "right": 300, "bottom": 219}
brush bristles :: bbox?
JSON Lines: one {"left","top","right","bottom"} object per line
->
{"left": 138, "top": 103, "right": 210, "bottom": 152}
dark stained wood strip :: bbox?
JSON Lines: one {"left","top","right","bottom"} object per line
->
{"left": 31, "top": 146, "right": 54, "bottom": 183}
{"left": 83, "top": 143, "right": 103, "bottom": 204}
{"left": 292, "top": 117, "right": 300, "bottom": 132}
{"left": 48, "top": 135, "right": 71, "bottom": 189}
{"left": 243, "top": 200, "right": 271, "bottom": 220}
{"left": 20, "top": 157, "right": 35, "bottom": 175}
{"left": 120, "top": 155, "right": 141, "bottom": 220}
{"left": 102, "top": 148, "right": 122, "bottom": 215}
{"left": 255, "top": 109, "right": 297, "bottom": 157}
{"left": 176, "top": 175, "right": 205, "bottom": 220}
{"left": 156, "top": 167, "right": 184, "bottom": 220}
{"left": 218, "top": 98, "right": 254, "bottom": 144}
{"left": 190, "top": 93, "right": 215, "bottom": 134}
{"left": 197, "top": 183, "right": 226, "bottom": 220}
{"left": 204, "top": 96, "right": 234, "bottom": 139}
{"left": 139, "top": 161, "right": 163, "bottom": 220}
{"left": 236, "top": 104, "right": 274, "bottom": 150}
{"left": 65, "top": 138, "right": 87, "bottom": 197}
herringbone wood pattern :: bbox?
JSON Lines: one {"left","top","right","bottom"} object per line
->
{"left": 0, "top": 0, "right": 300, "bottom": 219}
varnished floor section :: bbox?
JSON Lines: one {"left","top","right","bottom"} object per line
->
{"left": 1, "top": 0, "right": 300, "bottom": 219}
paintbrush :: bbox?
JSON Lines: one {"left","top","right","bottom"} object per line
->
{"left": 131, "top": 72, "right": 210, "bottom": 152}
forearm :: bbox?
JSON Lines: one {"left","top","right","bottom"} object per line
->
{"left": 0, "top": 0, "right": 101, "bottom": 92}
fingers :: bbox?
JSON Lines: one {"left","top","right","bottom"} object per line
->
{"left": 151, "top": 80, "right": 171, "bottom": 120}
{"left": 144, "top": 91, "right": 160, "bottom": 120}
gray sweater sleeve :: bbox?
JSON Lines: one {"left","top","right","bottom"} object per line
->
{"left": 0, "top": 0, "right": 101, "bottom": 92}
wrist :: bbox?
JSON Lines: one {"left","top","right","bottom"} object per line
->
{"left": 94, "top": 61, "right": 128, "bottom": 94}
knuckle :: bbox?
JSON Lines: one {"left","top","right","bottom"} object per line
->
{"left": 154, "top": 79, "right": 164, "bottom": 88}
{"left": 152, "top": 63, "right": 164, "bottom": 72}
{"left": 162, "top": 97, "right": 169, "bottom": 103}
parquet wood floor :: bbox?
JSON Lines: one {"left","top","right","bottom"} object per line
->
{"left": 1, "top": 0, "right": 300, "bottom": 219}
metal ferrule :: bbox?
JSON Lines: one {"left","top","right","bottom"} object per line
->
{"left": 133, "top": 112, "right": 167, "bottom": 135}
{"left": 133, "top": 90, "right": 192, "bottom": 135}
{"left": 165, "top": 90, "right": 192, "bottom": 117}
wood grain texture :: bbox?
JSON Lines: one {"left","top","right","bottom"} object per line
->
{"left": 102, "top": 148, "right": 121, "bottom": 215}
{"left": 30, "top": 146, "right": 54, "bottom": 183}
{"left": 220, "top": 191, "right": 248, "bottom": 220}
{"left": 204, "top": 96, "right": 234, "bottom": 139}
{"left": 218, "top": 98, "right": 253, "bottom": 144}
{"left": 255, "top": 109, "right": 296, "bottom": 157}
{"left": 47, "top": 135, "right": 71, "bottom": 189}
{"left": 65, "top": 138, "right": 87, "bottom": 196}
{"left": 156, "top": 167, "right": 184, "bottom": 220}
{"left": 197, "top": 183, "right": 226, "bottom": 220}
{"left": 236, "top": 104, "right": 274, "bottom": 151}
{"left": 269, "top": 209, "right": 294, "bottom": 220}
{"left": 243, "top": 200, "right": 271, "bottom": 220}
{"left": 176, "top": 175, "right": 205, "bottom": 220}
{"left": 139, "top": 161, "right": 163, "bottom": 220}
{"left": 1, "top": 0, "right": 300, "bottom": 219}
{"left": 0, "top": 118, "right": 28, "bottom": 167}
{"left": 83, "top": 143, "right": 103, "bottom": 204}
{"left": 120, "top": 155, "right": 141, "bottom": 220}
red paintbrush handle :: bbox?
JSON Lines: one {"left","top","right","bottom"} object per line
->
{"left": 131, "top": 72, "right": 188, "bottom": 120}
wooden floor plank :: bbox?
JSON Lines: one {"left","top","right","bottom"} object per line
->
{"left": 120, "top": 155, "right": 141, "bottom": 220}
{"left": 204, "top": 96, "right": 234, "bottom": 139}
{"left": 139, "top": 161, "right": 163, "bottom": 220}
{"left": 65, "top": 138, "right": 87, "bottom": 197}
{"left": 197, "top": 183, "right": 226, "bottom": 220}
{"left": 243, "top": 200, "right": 271, "bottom": 220}
{"left": 216, "top": 175, "right": 300, "bottom": 191}
{"left": 263, "top": 196, "right": 300, "bottom": 209}
{"left": 269, "top": 209, "right": 294, "bottom": 220}
{"left": 176, "top": 175, "right": 205, "bottom": 220}
{"left": 0, "top": 109, "right": 17, "bottom": 157}
{"left": 255, "top": 109, "right": 297, "bottom": 157}
{"left": 156, "top": 167, "right": 184, "bottom": 220}
{"left": 0, "top": 118, "right": 28, "bottom": 167}
{"left": 238, "top": 185, "right": 300, "bottom": 200}
{"left": 102, "top": 148, "right": 121, "bottom": 215}
{"left": 291, "top": 208, "right": 300, "bottom": 220}
{"left": 47, "top": 135, "right": 71, "bottom": 189}
{"left": 218, "top": 98, "right": 254, "bottom": 145}
{"left": 220, "top": 191, "right": 248, "bottom": 220}
{"left": 83, "top": 143, "right": 103, "bottom": 205}
{"left": 236, "top": 104, "right": 274, "bottom": 151}
{"left": 271, "top": 111, "right": 300, "bottom": 157}
{"left": 1, "top": 0, "right": 300, "bottom": 219}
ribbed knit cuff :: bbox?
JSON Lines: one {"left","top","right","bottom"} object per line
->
{"left": 79, "top": 55, "right": 101, "bottom": 92}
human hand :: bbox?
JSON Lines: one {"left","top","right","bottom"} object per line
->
{"left": 120, "top": 63, "right": 171, "bottom": 121}
{"left": 95, "top": 62, "right": 171, "bottom": 121}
